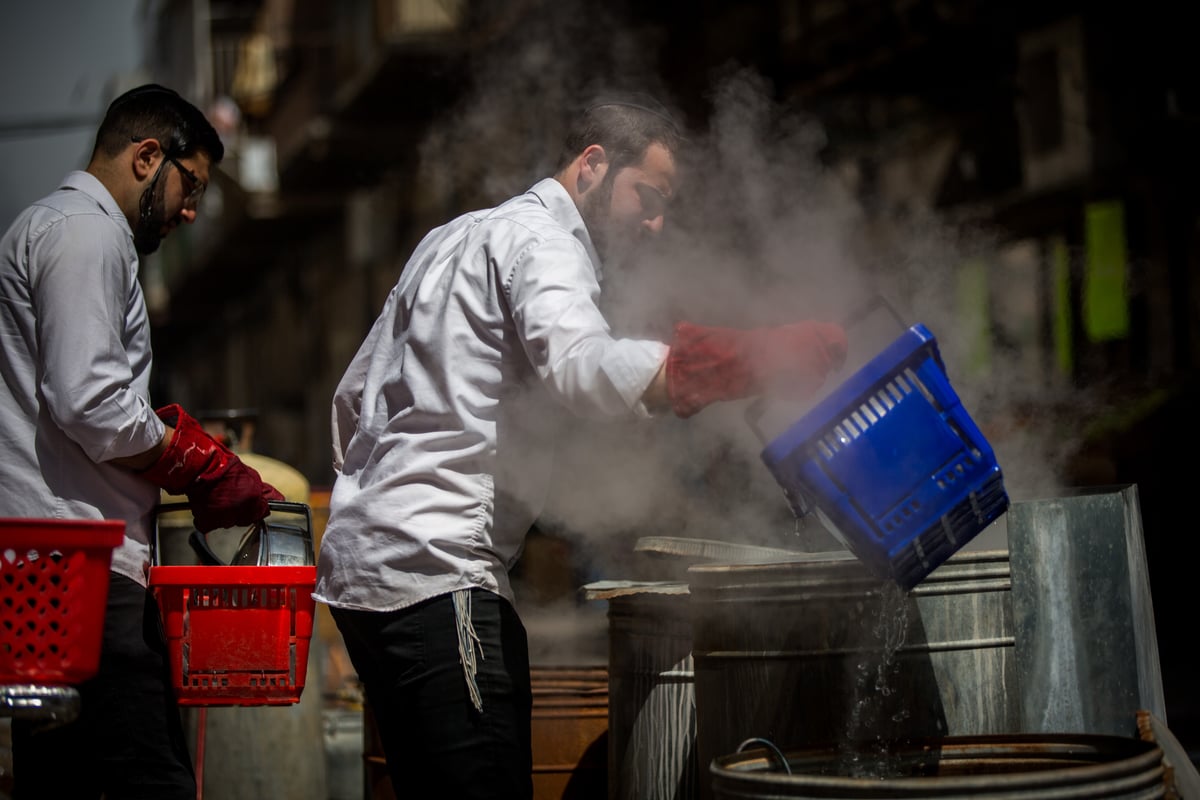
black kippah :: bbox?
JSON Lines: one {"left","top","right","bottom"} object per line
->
{"left": 107, "top": 83, "right": 182, "bottom": 110}
{"left": 584, "top": 92, "right": 680, "bottom": 133}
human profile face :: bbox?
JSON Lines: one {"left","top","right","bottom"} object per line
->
{"left": 579, "top": 142, "right": 676, "bottom": 265}
{"left": 133, "top": 150, "right": 211, "bottom": 255}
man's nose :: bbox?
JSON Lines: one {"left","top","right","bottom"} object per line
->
{"left": 179, "top": 207, "right": 199, "bottom": 224}
{"left": 642, "top": 214, "right": 664, "bottom": 235}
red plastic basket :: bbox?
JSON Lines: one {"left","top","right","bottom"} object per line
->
{"left": 148, "top": 564, "right": 316, "bottom": 706}
{"left": 1, "top": 518, "right": 124, "bottom": 685}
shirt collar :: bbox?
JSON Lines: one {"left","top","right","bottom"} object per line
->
{"left": 60, "top": 170, "right": 132, "bottom": 236}
{"left": 527, "top": 177, "right": 604, "bottom": 279}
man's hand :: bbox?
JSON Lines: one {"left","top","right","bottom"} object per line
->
{"left": 665, "top": 321, "right": 848, "bottom": 418}
{"left": 139, "top": 404, "right": 284, "bottom": 531}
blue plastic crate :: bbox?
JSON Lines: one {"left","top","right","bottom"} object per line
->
{"left": 760, "top": 323, "right": 1009, "bottom": 590}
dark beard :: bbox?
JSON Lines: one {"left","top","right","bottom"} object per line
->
{"left": 133, "top": 164, "right": 168, "bottom": 255}
{"left": 577, "top": 171, "right": 615, "bottom": 263}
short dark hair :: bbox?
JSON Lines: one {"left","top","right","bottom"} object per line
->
{"left": 92, "top": 83, "right": 224, "bottom": 164}
{"left": 555, "top": 92, "right": 684, "bottom": 174}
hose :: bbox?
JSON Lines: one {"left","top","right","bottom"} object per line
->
{"left": 736, "top": 736, "right": 792, "bottom": 775}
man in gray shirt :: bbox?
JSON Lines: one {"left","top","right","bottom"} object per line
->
{"left": 0, "top": 84, "right": 282, "bottom": 799}
{"left": 317, "top": 94, "right": 847, "bottom": 799}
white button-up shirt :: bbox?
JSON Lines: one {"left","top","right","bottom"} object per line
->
{"left": 315, "top": 178, "right": 669, "bottom": 612}
{"left": 0, "top": 171, "right": 166, "bottom": 585}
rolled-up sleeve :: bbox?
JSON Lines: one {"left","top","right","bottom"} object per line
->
{"left": 505, "top": 234, "right": 668, "bottom": 418}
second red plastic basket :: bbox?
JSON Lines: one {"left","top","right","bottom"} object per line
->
{"left": 149, "top": 563, "right": 316, "bottom": 706}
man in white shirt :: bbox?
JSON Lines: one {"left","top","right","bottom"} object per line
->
{"left": 1, "top": 83, "right": 282, "bottom": 799}
{"left": 316, "top": 93, "right": 847, "bottom": 799}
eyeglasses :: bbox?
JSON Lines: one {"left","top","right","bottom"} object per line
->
{"left": 130, "top": 136, "right": 207, "bottom": 208}
{"left": 164, "top": 154, "right": 206, "bottom": 208}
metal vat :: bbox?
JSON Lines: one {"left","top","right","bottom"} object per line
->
{"left": 709, "top": 733, "right": 1166, "bottom": 799}
{"left": 689, "top": 551, "right": 1019, "bottom": 800}
{"left": 601, "top": 583, "right": 697, "bottom": 800}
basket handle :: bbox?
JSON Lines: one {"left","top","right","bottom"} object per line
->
{"left": 189, "top": 529, "right": 227, "bottom": 566}
{"left": 744, "top": 293, "right": 907, "bottom": 446}
{"left": 840, "top": 293, "right": 906, "bottom": 332}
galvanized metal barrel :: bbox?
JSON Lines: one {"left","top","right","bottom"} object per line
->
{"left": 688, "top": 550, "right": 1019, "bottom": 800}
{"left": 710, "top": 733, "right": 1166, "bottom": 798}
{"left": 605, "top": 584, "right": 697, "bottom": 800}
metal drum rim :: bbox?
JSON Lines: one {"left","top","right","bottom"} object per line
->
{"left": 710, "top": 733, "right": 1165, "bottom": 795}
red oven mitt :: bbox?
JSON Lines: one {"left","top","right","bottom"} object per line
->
{"left": 139, "top": 404, "right": 284, "bottom": 532}
{"left": 665, "top": 321, "right": 848, "bottom": 418}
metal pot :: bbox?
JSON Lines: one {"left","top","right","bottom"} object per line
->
{"left": 230, "top": 511, "right": 314, "bottom": 566}
{"left": 153, "top": 500, "right": 314, "bottom": 567}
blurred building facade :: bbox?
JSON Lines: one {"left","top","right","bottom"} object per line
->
{"left": 137, "top": 0, "right": 1199, "bottom": 763}
{"left": 142, "top": 0, "right": 1200, "bottom": 477}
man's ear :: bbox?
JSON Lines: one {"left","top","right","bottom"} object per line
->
{"left": 577, "top": 144, "right": 608, "bottom": 194}
{"left": 131, "top": 138, "right": 162, "bottom": 182}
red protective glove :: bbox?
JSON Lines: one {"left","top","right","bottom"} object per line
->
{"left": 665, "top": 321, "right": 848, "bottom": 418}
{"left": 139, "top": 404, "right": 284, "bottom": 532}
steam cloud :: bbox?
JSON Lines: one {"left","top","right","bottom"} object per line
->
{"left": 405, "top": 6, "right": 1081, "bottom": 592}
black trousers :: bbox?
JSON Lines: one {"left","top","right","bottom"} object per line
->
{"left": 332, "top": 588, "right": 533, "bottom": 800}
{"left": 11, "top": 573, "right": 195, "bottom": 800}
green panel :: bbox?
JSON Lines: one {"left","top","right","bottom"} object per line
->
{"left": 1051, "top": 235, "right": 1073, "bottom": 374}
{"left": 957, "top": 257, "right": 991, "bottom": 376}
{"left": 1083, "top": 200, "right": 1130, "bottom": 341}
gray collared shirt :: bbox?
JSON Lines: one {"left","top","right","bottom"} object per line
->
{"left": 0, "top": 171, "right": 165, "bottom": 585}
{"left": 315, "top": 177, "right": 669, "bottom": 612}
